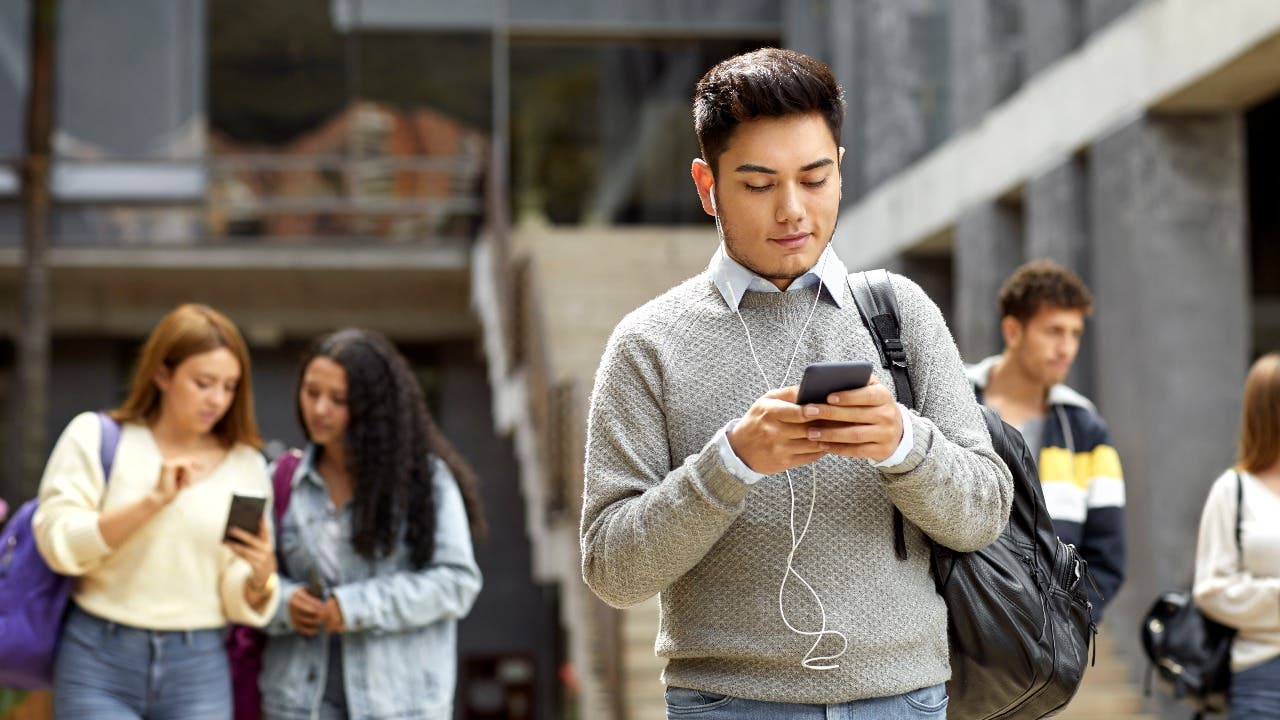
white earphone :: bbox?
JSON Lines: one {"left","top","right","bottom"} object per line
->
{"left": 723, "top": 243, "right": 848, "bottom": 672}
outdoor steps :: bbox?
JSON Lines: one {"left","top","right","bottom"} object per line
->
{"left": 1054, "top": 627, "right": 1157, "bottom": 720}
{"left": 622, "top": 597, "right": 668, "bottom": 719}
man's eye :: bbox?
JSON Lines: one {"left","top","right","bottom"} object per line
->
{"left": 803, "top": 178, "right": 829, "bottom": 188}
{"left": 745, "top": 183, "right": 772, "bottom": 192}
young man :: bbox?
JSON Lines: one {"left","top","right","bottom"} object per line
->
{"left": 967, "top": 260, "right": 1125, "bottom": 616}
{"left": 580, "top": 48, "right": 1012, "bottom": 718}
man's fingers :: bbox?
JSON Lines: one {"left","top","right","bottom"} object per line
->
{"left": 765, "top": 385, "right": 800, "bottom": 403}
{"left": 823, "top": 383, "right": 894, "bottom": 407}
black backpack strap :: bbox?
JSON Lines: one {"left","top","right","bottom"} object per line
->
{"left": 849, "top": 270, "right": 916, "bottom": 409}
{"left": 849, "top": 269, "right": 913, "bottom": 561}
{"left": 1235, "top": 470, "right": 1244, "bottom": 558}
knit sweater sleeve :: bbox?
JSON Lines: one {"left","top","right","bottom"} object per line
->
{"left": 33, "top": 412, "right": 115, "bottom": 575}
{"left": 580, "top": 315, "right": 752, "bottom": 609}
{"left": 873, "top": 274, "right": 1013, "bottom": 552}
{"left": 1194, "top": 471, "right": 1280, "bottom": 632}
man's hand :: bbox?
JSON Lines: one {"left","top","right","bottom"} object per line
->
{"left": 800, "top": 376, "right": 904, "bottom": 464}
{"left": 726, "top": 386, "right": 825, "bottom": 475}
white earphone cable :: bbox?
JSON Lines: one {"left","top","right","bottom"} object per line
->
{"left": 721, "top": 221, "right": 847, "bottom": 671}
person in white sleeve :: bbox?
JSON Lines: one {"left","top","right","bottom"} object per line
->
{"left": 34, "top": 303, "right": 278, "bottom": 720}
{"left": 1194, "top": 352, "right": 1280, "bottom": 720}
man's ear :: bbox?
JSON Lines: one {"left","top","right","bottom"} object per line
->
{"left": 691, "top": 158, "right": 716, "bottom": 217}
{"left": 1001, "top": 315, "right": 1023, "bottom": 349}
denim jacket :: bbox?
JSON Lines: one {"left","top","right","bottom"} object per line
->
{"left": 260, "top": 446, "right": 482, "bottom": 720}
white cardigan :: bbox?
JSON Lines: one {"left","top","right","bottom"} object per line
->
{"left": 34, "top": 412, "right": 278, "bottom": 630}
{"left": 1194, "top": 469, "right": 1280, "bottom": 671}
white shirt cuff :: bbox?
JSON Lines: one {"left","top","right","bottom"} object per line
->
{"left": 714, "top": 419, "right": 767, "bottom": 485}
{"left": 871, "top": 403, "right": 914, "bottom": 468}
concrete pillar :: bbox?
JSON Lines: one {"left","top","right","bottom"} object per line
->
{"left": 785, "top": 0, "right": 862, "bottom": 199}
{"left": 1088, "top": 114, "right": 1249, "bottom": 654}
{"left": 949, "top": 0, "right": 1023, "bottom": 131}
{"left": 1085, "top": 0, "right": 1142, "bottom": 36}
{"left": 1019, "top": 0, "right": 1083, "bottom": 76}
{"left": 859, "top": 0, "right": 945, "bottom": 190}
{"left": 953, "top": 200, "right": 1025, "bottom": 362}
{"left": 887, "top": 253, "right": 955, "bottom": 327}
{"left": 1026, "top": 156, "right": 1096, "bottom": 395}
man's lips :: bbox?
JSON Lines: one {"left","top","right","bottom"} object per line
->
{"left": 770, "top": 232, "right": 811, "bottom": 249}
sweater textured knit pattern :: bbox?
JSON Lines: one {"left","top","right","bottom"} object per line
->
{"left": 580, "top": 272, "right": 1012, "bottom": 704}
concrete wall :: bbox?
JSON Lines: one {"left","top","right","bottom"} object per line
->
{"left": 1026, "top": 156, "right": 1096, "bottom": 395}
{"left": 1088, "top": 113, "right": 1249, "bottom": 695}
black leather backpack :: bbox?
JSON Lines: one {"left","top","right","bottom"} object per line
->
{"left": 850, "top": 270, "right": 1097, "bottom": 720}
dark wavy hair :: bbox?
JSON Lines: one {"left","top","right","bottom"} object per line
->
{"left": 297, "top": 329, "right": 486, "bottom": 568}
{"left": 693, "top": 47, "right": 845, "bottom": 176}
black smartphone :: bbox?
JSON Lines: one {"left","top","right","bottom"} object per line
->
{"left": 307, "top": 568, "right": 330, "bottom": 601}
{"left": 223, "top": 491, "right": 266, "bottom": 543}
{"left": 796, "top": 361, "right": 874, "bottom": 405}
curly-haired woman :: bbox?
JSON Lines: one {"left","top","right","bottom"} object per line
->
{"left": 259, "top": 329, "right": 484, "bottom": 720}
{"left": 1195, "top": 352, "right": 1280, "bottom": 719}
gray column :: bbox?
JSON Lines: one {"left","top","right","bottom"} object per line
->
{"left": 887, "top": 253, "right": 955, "bottom": 327}
{"left": 953, "top": 200, "right": 1025, "bottom": 362}
{"left": 785, "top": 0, "right": 862, "bottom": 200}
{"left": 859, "top": 0, "right": 944, "bottom": 190}
{"left": 1089, "top": 114, "right": 1249, "bottom": 649}
{"left": 1019, "top": 0, "right": 1082, "bottom": 76}
{"left": 1085, "top": 0, "right": 1141, "bottom": 36}
{"left": 949, "top": 0, "right": 1023, "bottom": 131}
{"left": 1026, "top": 156, "right": 1095, "bottom": 395}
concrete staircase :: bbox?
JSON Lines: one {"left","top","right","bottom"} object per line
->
{"left": 621, "top": 597, "right": 668, "bottom": 719}
{"left": 1055, "top": 628, "right": 1158, "bottom": 720}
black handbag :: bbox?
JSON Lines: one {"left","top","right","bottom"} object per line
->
{"left": 1141, "top": 472, "right": 1242, "bottom": 718}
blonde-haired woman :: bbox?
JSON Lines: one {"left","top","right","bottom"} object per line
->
{"left": 34, "top": 303, "right": 278, "bottom": 719}
{"left": 1195, "top": 352, "right": 1280, "bottom": 719}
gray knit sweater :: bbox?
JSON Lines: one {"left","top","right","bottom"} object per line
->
{"left": 580, "top": 271, "right": 1012, "bottom": 704}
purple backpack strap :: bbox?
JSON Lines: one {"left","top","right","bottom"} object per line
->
{"left": 97, "top": 412, "right": 121, "bottom": 483}
{"left": 271, "top": 450, "right": 302, "bottom": 524}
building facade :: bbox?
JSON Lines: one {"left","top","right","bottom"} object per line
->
{"left": 3, "top": 1, "right": 1278, "bottom": 719}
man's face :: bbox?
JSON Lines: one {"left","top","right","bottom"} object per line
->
{"left": 692, "top": 113, "right": 842, "bottom": 289}
{"left": 1005, "top": 305, "right": 1086, "bottom": 388}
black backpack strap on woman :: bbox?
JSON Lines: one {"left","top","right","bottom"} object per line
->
{"left": 1140, "top": 471, "right": 1243, "bottom": 718}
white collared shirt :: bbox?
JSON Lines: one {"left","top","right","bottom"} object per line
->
{"left": 706, "top": 243, "right": 914, "bottom": 483}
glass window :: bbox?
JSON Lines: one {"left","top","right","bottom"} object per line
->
{"left": 0, "top": 1, "right": 27, "bottom": 163}
{"left": 511, "top": 38, "right": 770, "bottom": 226}
{"left": 56, "top": 0, "right": 203, "bottom": 161}
{"left": 209, "top": 0, "right": 489, "bottom": 244}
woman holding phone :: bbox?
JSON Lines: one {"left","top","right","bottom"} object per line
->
{"left": 1194, "top": 352, "right": 1280, "bottom": 719}
{"left": 34, "top": 303, "right": 278, "bottom": 719}
{"left": 260, "top": 329, "right": 484, "bottom": 720}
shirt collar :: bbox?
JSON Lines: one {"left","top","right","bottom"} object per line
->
{"left": 707, "top": 243, "right": 849, "bottom": 310}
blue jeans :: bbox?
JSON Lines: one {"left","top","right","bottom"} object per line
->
{"left": 1231, "top": 654, "right": 1280, "bottom": 720}
{"left": 665, "top": 684, "right": 948, "bottom": 719}
{"left": 52, "top": 606, "right": 231, "bottom": 720}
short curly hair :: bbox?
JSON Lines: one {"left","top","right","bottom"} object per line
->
{"left": 997, "top": 259, "right": 1094, "bottom": 323}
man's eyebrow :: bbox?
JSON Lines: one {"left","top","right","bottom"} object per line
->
{"left": 733, "top": 158, "right": 835, "bottom": 174}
